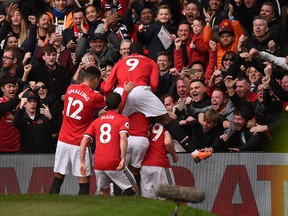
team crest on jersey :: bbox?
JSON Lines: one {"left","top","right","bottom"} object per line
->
{"left": 125, "top": 122, "right": 129, "bottom": 129}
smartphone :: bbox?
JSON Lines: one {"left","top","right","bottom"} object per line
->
{"left": 81, "top": 57, "right": 89, "bottom": 64}
{"left": 183, "top": 67, "right": 196, "bottom": 77}
{"left": 55, "top": 25, "right": 62, "bottom": 35}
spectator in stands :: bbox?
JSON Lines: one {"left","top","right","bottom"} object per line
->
{"left": 47, "top": 0, "right": 73, "bottom": 34}
{"left": 245, "top": 16, "right": 279, "bottom": 56}
{"left": 28, "top": 45, "right": 71, "bottom": 104}
{"left": 63, "top": 7, "right": 87, "bottom": 50}
{"left": 260, "top": 1, "right": 287, "bottom": 56}
{"left": 232, "top": 0, "right": 261, "bottom": 34}
{"left": 119, "top": 39, "right": 132, "bottom": 58}
{"left": 211, "top": 88, "right": 236, "bottom": 142}
{"left": 36, "top": 26, "right": 76, "bottom": 73}
{"left": 182, "top": 0, "right": 201, "bottom": 25}
{"left": 75, "top": 26, "right": 121, "bottom": 65}
{"left": 0, "top": 3, "right": 27, "bottom": 46}
{"left": 246, "top": 66, "right": 263, "bottom": 93}
{"left": 173, "top": 21, "right": 192, "bottom": 69}
{"left": 189, "top": 109, "right": 224, "bottom": 152}
{"left": 203, "top": 4, "right": 244, "bottom": 69}
{"left": 95, "top": 8, "right": 131, "bottom": 41}
{"left": 123, "top": 4, "right": 154, "bottom": 43}
{"left": 0, "top": 47, "right": 24, "bottom": 95}
{"left": 225, "top": 106, "right": 264, "bottom": 152}
{"left": 36, "top": 81, "right": 63, "bottom": 147}
{"left": 224, "top": 75, "right": 258, "bottom": 112}
{"left": 185, "top": 79, "right": 212, "bottom": 119}
{"left": 36, "top": 13, "right": 52, "bottom": 48}
{"left": 204, "top": 0, "right": 229, "bottom": 29}
{"left": 0, "top": 75, "right": 27, "bottom": 153}
{"left": 13, "top": 90, "right": 56, "bottom": 153}
{"left": 156, "top": 52, "right": 178, "bottom": 97}
{"left": 84, "top": 4, "right": 102, "bottom": 37}
{"left": 138, "top": 5, "right": 177, "bottom": 62}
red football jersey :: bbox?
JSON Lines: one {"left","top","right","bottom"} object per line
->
{"left": 85, "top": 110, "right": 129, "bottom": 170}
{"left": 142, "top": 122, "right": 171, "bottom": 168}
{"left": 58, "top": 84, "right": 106, "bottom": 146}
{"left": 128, "top": 113, "right": 149, "bottom": 137}
{"left": 104, "top": 54, "right": 159, "bottom": 94}
{"left": 0, "top": 97, "right": 20, "bottom": 152}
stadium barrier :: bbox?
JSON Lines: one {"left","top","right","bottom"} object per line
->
{"left": 0, "top": 153, "right": 287, "bottom": 216}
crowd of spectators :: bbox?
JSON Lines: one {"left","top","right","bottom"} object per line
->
{"left": 0, "top": 0, "right": 288, "bottom": 155}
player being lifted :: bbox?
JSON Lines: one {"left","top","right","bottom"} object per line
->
{"left": 104, "top": 42, "right": 211, "bottom": 162}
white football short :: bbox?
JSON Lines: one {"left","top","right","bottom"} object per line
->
{"left": 114, "top": 86, "right": 167, "bottom": 117}
{"left": 95, "top": 167, "right": 136, "bottom": 195}
{"left": 126, "top": 135, "right": 149, "bottom": 168}
{"left": 53, "top": 140, "right": 92, "bottom": 177}
{"left": 140, "top": 166, "right": 175, "bottom": 199}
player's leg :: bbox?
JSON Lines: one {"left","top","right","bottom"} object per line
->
{"left": 72, "top": 145, "right": 93, "bottom": 195}
{"left": 140, "top": 166, "right": 157, "bottom": 198}
{"left": 49, "top": 172, "right": 65, "bottom": 194}
{"left": 95, "top": 170, "right": 111, "bottom": 195}
{"left": 49, "top": 141, "right": 70, "bottom": 194}
{"left": 108, "top": 168, "right": 137, "bottom": 196}
{"left": 123, "top": 87, "right": 196, "bottom": 152}
{"left": 156, "top": 114, "right": 196, "bottom": 152}
{"left": 126, "top": 136, "right": 149, "bottom": 193}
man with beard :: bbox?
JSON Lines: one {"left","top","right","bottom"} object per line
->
{"left": 203, "top": 6, "right": 244, "bottom": 69}
{"left": 225, "top": 106, "right": 264, "bottom": 152}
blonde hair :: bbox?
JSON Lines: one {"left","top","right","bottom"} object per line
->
{"left": 11, "top": 10, "right": 28, "bottom": 45}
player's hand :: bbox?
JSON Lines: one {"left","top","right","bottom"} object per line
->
{"left": 116, "top": 159, "right": 125, "bottom": 171}
{"left": 123, "top": 81, "right": 135, "bottom": 93}
{"left": 80, "top": 162, "right": 87, "bottom": 176}
{"left": 173, "top": 154, "right": 179, "bottom": 163}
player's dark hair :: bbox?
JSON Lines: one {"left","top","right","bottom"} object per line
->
{"left": 83, "top": 66, "right": 101, "bottom": 80}
{"left": 106, "top": 92, "right": 121, "bottom": 110}
{"left": 130, "top": 41, "right": 144, "bottom": 55}
{"left": 0, "top": 75, "right": 17, "bottom": 87}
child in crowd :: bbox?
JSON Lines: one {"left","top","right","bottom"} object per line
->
{"left": 189, "top": 18, "right": 209, "bottom": 66}
{"left": 137, "top": 5, "right": 177, "bottom": 62}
